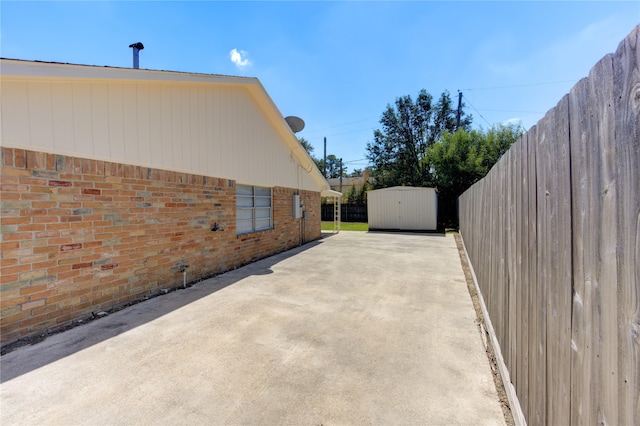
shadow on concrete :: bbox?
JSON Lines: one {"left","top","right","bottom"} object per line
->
{"left": 367, "top": 230, "right": 446, "bottom": 237}
{"left": 0, "top": 239, "right": 324, "bottom": 383}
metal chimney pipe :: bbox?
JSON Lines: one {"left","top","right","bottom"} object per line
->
{"left": 129, "top": 42, "right": 144, "bottom": 69}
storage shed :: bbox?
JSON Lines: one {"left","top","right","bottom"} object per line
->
{"left": 367, "top": 187, "right": 438, "bottom": 231}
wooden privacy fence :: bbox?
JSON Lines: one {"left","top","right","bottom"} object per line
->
{"left": 459, "top": 26, "right": 638, "bottom": 426}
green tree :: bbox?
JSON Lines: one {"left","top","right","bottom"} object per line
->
{"left": 427, "top": 123, "right": 524, "bottom": 226}
{"left": 317, "top": 154, "right": 346, "bottom": 179}
{"left": 298, "top": 137, "right": 315, "bottom": 156}
{"left": 366, "top": 89, "right": 471, "bottom": 188}
{"left": 298, "top": 137, "right": 346, "bottom": 177}
{"left": 346, "top": 184, "right": 358, "bottom": 204}
{"left": 345, "top": 181, "right": 369, "bottom": 205}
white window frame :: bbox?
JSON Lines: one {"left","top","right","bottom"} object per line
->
{"left": 236, "top": 184, "right": 273, "bottom": 235}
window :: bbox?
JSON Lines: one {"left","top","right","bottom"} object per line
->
{"left": 236, "top": 184, "right": 272, "bottom": 234}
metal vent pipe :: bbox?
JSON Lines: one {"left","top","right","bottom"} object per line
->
{"left": 129, "top": 42, "right": 144, "bottom": 69}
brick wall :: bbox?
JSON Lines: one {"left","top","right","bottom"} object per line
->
{"left": 0, "top": 148, "right": 321, "bottom": 345}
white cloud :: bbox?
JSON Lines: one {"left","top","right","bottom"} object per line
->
{"left": 230, "top": 48, "right": 251, "bottom": 68}
{"left": 503, "top": 118, "right": 522, "bottom": 127}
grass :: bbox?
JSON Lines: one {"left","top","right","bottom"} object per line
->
{"left": 321, "top": 221, "right": 368, "bottom": 231}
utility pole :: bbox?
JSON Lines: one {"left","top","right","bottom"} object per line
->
{"left": 456, "top": 90, "right": 463, "bottom": 130}
{"left": 339, "top": 158, "right": 343, "bottom": 194}
{"left": 323, "top": 137, "right": 327, "bottom": 178}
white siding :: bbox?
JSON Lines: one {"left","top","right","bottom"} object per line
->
{"left": 123, "top": 83, "right": 139, "bottom": 163}
{"left": 91, "top": 83, "right": 110, "bottom": 158}
{"left": 27, "top": 82, "right": 55, "bottom": 149}
{"left": 108, "top": 84, "right": 126, "bottom": 159}
{"left": 1, "top": 81, "right": 29, "bottom": 145}
{"left": 136, "top": 84, "right": 151, "bottom": 165}
{"left": 72, "top": 82, "right": 93, "bottom": 157}
{"left": 0, "top": 61, "right": 325, "bottom": 192}
{"left": 367, "top": 187, "right": 438, "bottom": 231}
{"left": 51, "top": 82, "right": 75, "bottom": 153}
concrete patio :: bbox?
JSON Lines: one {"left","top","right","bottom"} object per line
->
{"left": 1, "top": 231, "right": 505, "bottom": 425}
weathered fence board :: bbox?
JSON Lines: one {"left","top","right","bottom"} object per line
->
{"left": 569, "top": 53, "right": 618, "bottom": 426}
{"left": 533, "top": 113, "right": 549, "bottom": 426}
{"left": 506, "top": 147, "right": 517, "bottom": 381}
{"left": 543, "top": 95, "right": 572, "bottom": 426}
{"left": 613, "top": 27, "right": 639, "bottom": 426}
{"left": 515, "top": 135, "right": 529, "bottom": 421}
{"left": 526, "top": 123, "right": 539, "bottom": 424}
{"left": 459, "top": 24, "right": 638, "bottom": 426}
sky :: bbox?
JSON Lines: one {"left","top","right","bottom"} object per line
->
{"left": 2, "top": 1, "right": 638, "bottom": 173}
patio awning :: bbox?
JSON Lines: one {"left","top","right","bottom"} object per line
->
{"left": 321, "top": 189, "right": 342, "bottom": 198}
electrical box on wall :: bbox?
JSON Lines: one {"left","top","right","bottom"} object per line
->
{"left": 292, "top": 194, "right": 301, "bottom": 218}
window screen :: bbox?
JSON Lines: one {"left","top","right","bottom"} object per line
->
{"left": 236, "top": 184, "right": 272, "bottom": 234}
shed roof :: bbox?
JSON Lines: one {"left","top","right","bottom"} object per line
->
{"left": 367, "top": 186, "right": 436, "bottom": 193}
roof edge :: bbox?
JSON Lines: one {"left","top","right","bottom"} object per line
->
{"left": 0, "top": 58, "right": 257, "bottom": 85}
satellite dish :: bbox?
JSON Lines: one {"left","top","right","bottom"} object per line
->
{"left": 285, "top": 116, "right": 305, "bottom": 133}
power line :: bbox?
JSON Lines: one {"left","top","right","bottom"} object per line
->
{"left": 461, "top": 93, "right": 492, "bottom": 128}
{"left": 474, "top": 108, "right": 544, "bottom": 114}
{"left": 462, "top": 79, "right": 577, "bottom": 91}
{"left": 302, "top": 117, "right": 379, "bottom": 136}
{"left": 303, "top": 126, "right": 376, "bottom": 138}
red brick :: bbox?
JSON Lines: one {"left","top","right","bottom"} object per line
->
{"left": 48, "top": 265, "right": 71, "bottom": 274}
{"left": 19, "top": 177, "right": 48, "bottom": 185}
{"left": 1, "top": 192, "right": 20, "bottom": 200}
{"left": 0, "top": 295, "right": 28, "bottom": 310}
{"left": 0, "top": 274, "right": 19, "bottom": 285}
{"left": 100, "top": 263, "right": 119, "bottom": 270}
{"left": 49, "top": 180, "right": 72, "bottom": 187}
{"left": 21, "top": 299, "right": 46, "bottom": 311}
{"left": 1, "top": 168, "right": 31, "bottom": 177}
{"left": 19, "top": 284, "right": 49, "bottom": 295}
{"left": 30, "top": 186, "right": 55, "bottom": 194}
{"left": 33, "top": 245, "right": 60, "bottom": 254}
{"left": 31, "top": 260, "right": 57, "bottom": 270}
{"left": 58, "top": 187, "right": 80, "bottom": 194}
{"left": 60, "top": 243, "right": 83, "bottom": 251}
{"left": 0, "top": 311, "right": 31, "bottom": 327}
{"left": 21, "top": 193, "right": 50, "bottom": 201}
{"left": 57, "top": 270, "right": 81, "bottom": 280}
{"left": 46, "top": 223, "right": 71, "bottom": 231}
{"left": 32, "top": 216, "right": 59, "bottom": 224}
{"left": 18, "top": 224, "right": 46, "bottom": 232}
{"left": 35, "top": 230, "right": 60, "bottom": 238}
{"left": 19, "top": 313, "right": 50, "bottom": 327}
{"left": 83, "top": 241, "right": 103, "bottom": 249}
{"left": 31, "top": 304, "right": 57, "bottom": 316}
{"left": 59, "top": 203, "right": 82, "bottom": 210}
{"left": 0, "top": 258, "right": 18, "bottom": 268}
{"left": 1, "top": 264, "right": 31, "bottom": 275}
{"left": 48, "top": 238, "right": 73, "bottom": 246}
{"left": 2, "top": 232, "right": 32, "bottom": 241}
{"left": 0, "top": 241, "right": 20, "bottom": 251}
{"left": 60, "top": 216, "right": 82, "bottom": 223}
{"left": 20, "top": 208, "right": 47, "bottom": 216}
{"left": 72, "top": 262, "right": 93, "bottom": 270}
{"left": 70, "top": 222, "right": 92, "bottom": 229}
{"left": 31, "top": 201, "right": 58, "bottom": 209}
